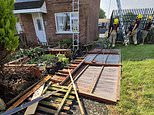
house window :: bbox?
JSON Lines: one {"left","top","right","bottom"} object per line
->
{"left": 37, "top": 19, "right": 42, "bottom": 31}
{"left": 55, "top": 12, "right": 79, "bottom": 34}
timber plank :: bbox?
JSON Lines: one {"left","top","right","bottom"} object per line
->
{"left": 24, "top": 84, "right": 45, "bottom": 115}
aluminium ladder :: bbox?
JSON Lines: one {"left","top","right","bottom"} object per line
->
{"left": 72, "top": 0, "right": 80, "bottom": 51}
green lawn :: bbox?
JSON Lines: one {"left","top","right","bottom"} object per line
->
{"left": 116, "top": 44, "right": 154, "bottom": 115}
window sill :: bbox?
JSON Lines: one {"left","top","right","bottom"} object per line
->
{"left": 56, "top": 32, "right": 79, "bottom": 34}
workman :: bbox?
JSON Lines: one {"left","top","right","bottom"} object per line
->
{"left": 109, "top": 18, "right": 119, "bottom": 47}
{"left": 141, "top": 15, "right": 153, "bottom": 44}
{"left": 127, "top": 14, "right": 143, "bottom": 45}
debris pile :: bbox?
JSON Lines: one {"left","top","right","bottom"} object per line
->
{"left": 0, "top": 48, "right": 122, "bottom": 115}
{"left": 0, "top": 66, "right": 40, "bottom": 103}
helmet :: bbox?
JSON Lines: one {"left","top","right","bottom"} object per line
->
{"left": 148, "top": 15, "right": 153, "bottom": 20}
{"left": 114, "top": 18, "right": 119, "bottom": 24}
{"left": 137, "top": 14, "right": 143, "bottom": 19}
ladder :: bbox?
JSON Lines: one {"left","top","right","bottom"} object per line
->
{"left": 72, "top": 0, "right": 80, "bottom": 51}
{"left": 116, "top": 0, "right": 128, "bottom": 45}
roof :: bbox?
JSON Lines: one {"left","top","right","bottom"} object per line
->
{"left": 14, "top": 0, "right": 45, "bottom": 10}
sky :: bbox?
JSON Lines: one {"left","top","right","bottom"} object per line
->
{"left": 100, "top": 0, "right": 154, "bottom": 18}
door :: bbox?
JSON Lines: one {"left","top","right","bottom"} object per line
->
{"left": 32, "top": 13, "right": 47, "bottom": 44}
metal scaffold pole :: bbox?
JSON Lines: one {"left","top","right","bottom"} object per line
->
{"left": 116, "top": 0, "right": 128, "bottom": 45}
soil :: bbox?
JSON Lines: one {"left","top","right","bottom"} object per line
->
{"left": 0, "top": 66, "right": 40, "bottom": 104}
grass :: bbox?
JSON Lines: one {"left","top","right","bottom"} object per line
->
{"left": 116, "top": 44, "right": 154, "bottom": 115}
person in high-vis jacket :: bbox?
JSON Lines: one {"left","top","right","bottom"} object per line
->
{"left": 127, "top": 14, "right": 143, "bottom": 45}
{"left": 142, "top": 16, "right": 153, "bottom": 44}
{"left": 109, "top": 18, "right": 119, "bottom": 47}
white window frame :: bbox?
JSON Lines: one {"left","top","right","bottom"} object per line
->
{"left": 55, "top": 12, "right": 79, "bottom": 34}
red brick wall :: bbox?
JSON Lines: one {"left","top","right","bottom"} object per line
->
{"left": 79, "top": 0, "right": 89, "bottom": 44}
{"left": 87, "top": 0, "right": 100, "bottom": 43}
{"left": 18, "top": 0, "right": 100, "bottom": 45}
{"left": 43, "top": 0, "right": 73, "bottom": 44}
{"left": 44, "top": 0, "right": 100, "bottom": 44}
{"left": 19, "top": 14, "right": 37, "bottom": 44}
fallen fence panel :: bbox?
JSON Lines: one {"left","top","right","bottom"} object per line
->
{"left": 72, "top": 49, "right": 122, "bottom": 103}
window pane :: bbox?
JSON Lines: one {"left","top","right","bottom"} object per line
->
{"left": 65, "top": 13, "right": 70, "bottom": 31}
{"left": 71, "top": 12, "right": 79, "bottom": 19}
{"left": 55, "top": 12, "right": 79, "bottom": 33}
{"left": 72, "top": 19, "right": 79, "bottom": 32}
{"left": 71, "top": 12, "right": 79, "bottom": 32}
{"left": 37, "top": 19, "right": 42, "bottom": 31}
{"left": 55, "top": 13, "right": 71, "bottom": 33}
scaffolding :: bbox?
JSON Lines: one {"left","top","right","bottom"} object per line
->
{"left": 112, "top": 8, "right": 154, "bottom": 29}
{"left": 111, "top": 8, "right": 154, "bottom": 42}
{"left": 116, "top": 0, "right": 128, "bottom": 45}
{"left": 72, "top": 0, "right": 80, "bottom": 51}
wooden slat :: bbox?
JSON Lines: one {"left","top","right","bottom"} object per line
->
{"left": 48, "top": 49, "right": 71, "bottom": 52}
{"left": 56, "top": 72, "right": 68, "bottom": 76}
{"left": 87, "top": 49, "right": 120, "bottom": 55}
{"left": 68, "top": 69, "right": 85, "bottom": 115}
{"left": 87, "top": 52, "right": 119, "bottom": 55}
{"left": 72, "top": 62, "right": 80, "bottom": 64}
{"left": 47, "top": 87, "right": 75, "bottom": 95}
{"left": 44, "top": 97, "right": 73, "bottom": 105}
{"left": 52, "top": 84, "right": 69, "bottom": 89}
{"left": 64, "top": 66, "right": 75, "bottom": 69}
{"left": 116, "top": 66, "right": 121, "bottom": 100}
{"left": 84, "top": 62, "right": 122, "bottom": 66}
{"left": 6, "top": 56, "right": 29, "bottom": 65}
{"left": 79, "top": 91, "right": 116, "bottom": 103}
{"left": 45, "top": 91, "right": 75, "bottom": 100}
{"left": 24, "top": 84, "right": 45, "bottom": 115}
{"left": 55, "top": 86, "right": 73, "bottom": 115}
{"left": 37, "top": 106, "right": 67, "bottom": 115}
{"left": 90, "top": 66, "right": 104, "bottom": 93}
{"left": 51, "top": 75, "right": 66, "bottom": 82}
{"left": 4, "top": 64, "right": 37, "bottom": 67}
{"left": 39, "top": 101, "right": 70, "bottom": 111}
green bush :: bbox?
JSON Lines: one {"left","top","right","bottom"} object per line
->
{"left": 28, "top": 54, "right": 55, "bottom": 64}
{"left": 57, "top": 54, "right": 69, "bottom": 64}
{"left": 60, "top": 38, "right": 72, "bottom": 48}
{"left": 0, "top": 0, "right": 19, "bottom": 66}
{"left": 0, "top": 0, "right": 19, "bottom": 51}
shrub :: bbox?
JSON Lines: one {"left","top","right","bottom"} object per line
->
{"left": 0, "top": 0, "right": 19, "bottom": 66}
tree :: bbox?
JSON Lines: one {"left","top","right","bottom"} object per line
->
{"left": 0, "top": 0, "right": 19, "bottom": 66}
{"left": 99, "top": 8, "right": 106, "bottom": 18}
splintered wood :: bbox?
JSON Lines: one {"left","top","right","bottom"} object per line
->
{"left": 74, "top": 49, "right": 121, "bottom": 103}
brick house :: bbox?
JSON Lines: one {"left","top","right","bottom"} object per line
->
{"left": 14, "top": 0, "right": 100, "bottom": 46}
